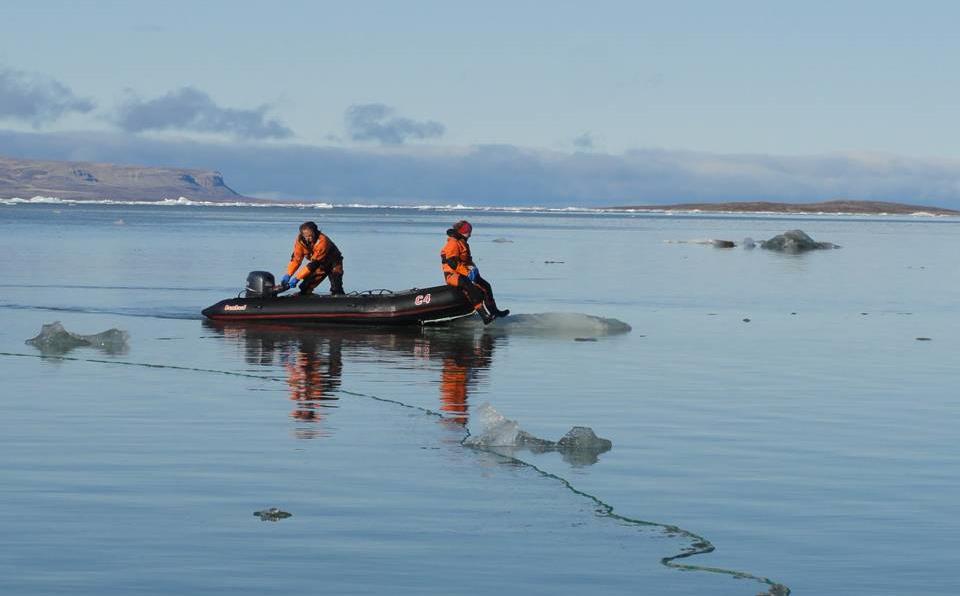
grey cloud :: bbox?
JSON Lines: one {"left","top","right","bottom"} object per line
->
{"left": 573, "top": 132, "right": 594, "bottom": 150}
{"left": 3, "top": 129, "right": 960, "bottom": 209}
{"left": 115, "top": 87, "right": 293, "bottom": 139}
{"left": 345, "top": 103, "right": 445, "bottom": 145}
{"left": 0, "top": 67, "right": 95, "bottom": 125}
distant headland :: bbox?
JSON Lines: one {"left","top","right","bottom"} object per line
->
{"left": 4, "top": 155, "right": 960, "bottom": 214}
{"left": 605, "top": 200, "right": 960, "bottom": 216}
{"left": 0, "top": 155, "right": 256, "bottom": 203}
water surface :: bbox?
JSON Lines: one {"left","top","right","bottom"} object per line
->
{"left": 2, "top": 204, "right": 958, "bottom": 594}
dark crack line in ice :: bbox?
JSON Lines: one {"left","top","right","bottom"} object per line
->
{"left": 0, "top": 284, "right": 213, "bottom": 292}
{"left": 0, "top": 352, "right": 284, "bottom": 382}
{"left": 454, "top": 434, "right": 791, "bottom": 596}
{"left": 2, "top": 350, "right": 789, "bottom": 595}
{"left": 0, "top": 304, "right": 201, "bottom": 320}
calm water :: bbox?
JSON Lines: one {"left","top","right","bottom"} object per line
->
{"left": 1, "top": 204, "right": 958, "bottom": 595}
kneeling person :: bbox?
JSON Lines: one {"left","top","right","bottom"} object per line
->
{"left": 282, "top": 221, "right": 344, "bottom": 295}
{"left": 441, "top": 220, "right": 508, "bottom": 324}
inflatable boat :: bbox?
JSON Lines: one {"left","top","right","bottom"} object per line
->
{"left": 202, "top": 271, "right": 475, "bottom": 326}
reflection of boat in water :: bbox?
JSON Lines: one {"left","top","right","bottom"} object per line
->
{"left": 204, "top": 321, "right": 499, "bottom": 431}
{"left": 202, "top": 272, "right": 475, "bottom": 326}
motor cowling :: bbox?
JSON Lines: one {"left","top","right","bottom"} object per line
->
{"left": 245, "top": 271, "right": 276, "bottom": 297}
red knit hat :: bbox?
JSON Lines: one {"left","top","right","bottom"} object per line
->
{"left": 454, "top": 220, "right": 472, "bottom": 236}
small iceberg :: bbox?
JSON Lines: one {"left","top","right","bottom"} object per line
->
{"left": 464, "top": 403, "right": 612, "bottom": 466}
{"left": 25, "top": 321, "right": 129, "bottom": 355}
{"left": 449, "top": 313, "right": 631, "bottom": 339}
{"left": 761, "top": 229, "right": 840, "bottom": 252}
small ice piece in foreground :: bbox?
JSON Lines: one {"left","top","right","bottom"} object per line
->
{"left": 25, "top": 321, "right": 129, "bottom": 355}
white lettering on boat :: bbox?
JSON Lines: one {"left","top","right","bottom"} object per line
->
{"left": 414, "top": 293, "right": 432, "bottom": 306}
{"left": 224, "top": 304, "right": 248, "bottom": 311}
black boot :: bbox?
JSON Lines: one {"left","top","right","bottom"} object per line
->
{"left": 330, "top": 274, "right": 345, "bottom": 295}
{"left": 478, "top": 303, "right": 496, "bottom": 325}
{"left": 487, "top": 300, "right": 509, "bottom": 318}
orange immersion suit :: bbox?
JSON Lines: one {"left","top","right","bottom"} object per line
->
{"left": 441, "top": 231, "right": 474, "bottom": 285}
{"left": 440, "top": 228, "right": 501, "bottom": 317}
{"left": 288, "top": 232, "right": 344, "bottom": 295}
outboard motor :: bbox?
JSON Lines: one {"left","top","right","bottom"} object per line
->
{"left": 245, "top": 271, "right": 276, "bottom": 298}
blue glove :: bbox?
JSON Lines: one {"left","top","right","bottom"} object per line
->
{"left": 286, "top": 276, "right": 300, "bottom": 289}
{"left": 467, "top": 267, "right": 479, "bottom": 282}
{"left": 280, "top": 274, "right": 292, "bottom": 287}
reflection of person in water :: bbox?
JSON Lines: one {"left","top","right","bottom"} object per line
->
{"left": 204, "top": 321, "right": 498, "bottom": 430}
{"left": 204, "top": 322, "right": 343, "bottom": 436}
{"left": 437, "top": 333, "right": 495, "bottom": 425}
{"left": 282, "top": 334, "right": 342, "bottom": 425}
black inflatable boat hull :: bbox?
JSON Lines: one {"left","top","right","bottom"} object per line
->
{"left": 202, "top": 284, "right": 475, "bottom": 326}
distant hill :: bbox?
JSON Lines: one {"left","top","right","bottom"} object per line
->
{"left": 0, "top": 155, "right": 254, "bottom": 202}
{"left": 606, "top": 200, "right": 960, "bottom": 215}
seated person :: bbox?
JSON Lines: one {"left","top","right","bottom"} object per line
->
{"left": 440, "top": 220, "right": 508, "bottom": 324}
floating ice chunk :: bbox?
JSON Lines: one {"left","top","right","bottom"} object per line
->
{"left": 464, "top": 403, "right": 612, "bottom": 466}
{"left": 556, "top": 427, "right": 614, "bottom": 465}
{"left": 664, "top": 238, "right": 709, "bottom": 245}
{"left": 463, "top": 403, "right": 521, "bottom": 447}
{"left": 761, "top": 229, "right": 840, "bottom": 252}
{"left": 557, "top": 426, "right": 613, "bottom": 452}
{"left": 25, "top": 321, "right": 129, "bottom": 355}
{"left": 486, "top": 313, "right": 631, "bottom": 337}
{"left": 253, "top": 507, "right": 292, "bottom": 521}
{"left": 665, "top": 238, "right": 736, "bottom": 248}
{"left": 447, "top": 312, "right": 631, "bottom": 338}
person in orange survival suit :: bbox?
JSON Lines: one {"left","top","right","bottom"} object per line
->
{"left": 440, "top": 220, "right": 509, "bottom": 324}
{"left": 281, "top": 221, "right": 345, "bottom": 296}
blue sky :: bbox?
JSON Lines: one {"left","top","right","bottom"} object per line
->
{"left": 3, "top": 0, "right": 960, "bottom": 206}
